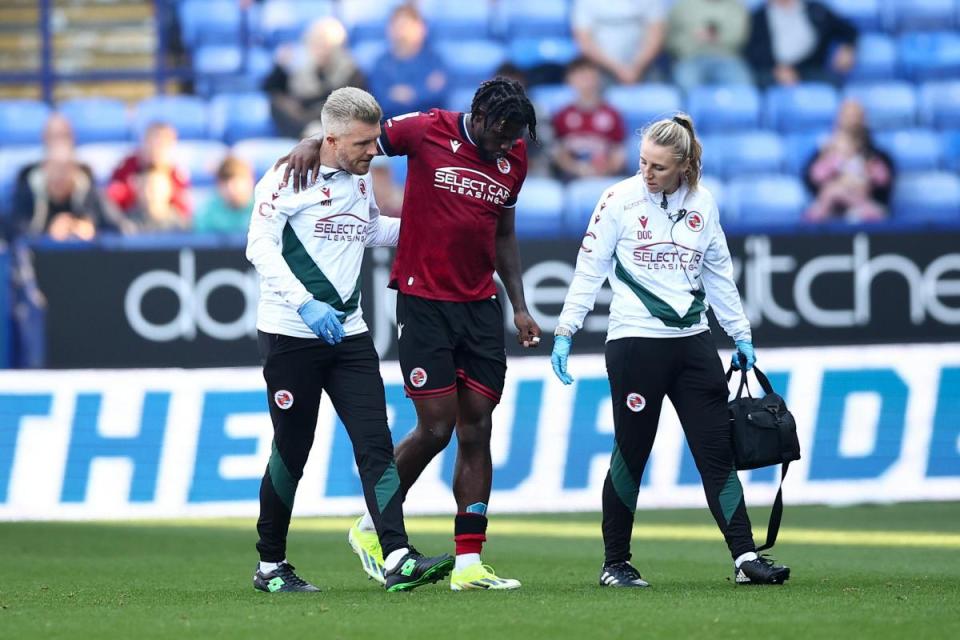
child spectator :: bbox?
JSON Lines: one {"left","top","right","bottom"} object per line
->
{"left": 804, "top": 100, "right": 893, "bottom": 222}
{"left": 550, "top": 58, "right": 627, "bottom": 181}
{"left": 194, "top": 157, "right": 255, "bottom": 233}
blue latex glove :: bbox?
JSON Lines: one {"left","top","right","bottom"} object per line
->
{"left": 298, "top": 299, "right": 346, "bottom": 345}
{"left": 731, "top": 340, "right": 756, "bottom": 371}
{"left": 551, "top": 335, "right": 574, "bottom": 385}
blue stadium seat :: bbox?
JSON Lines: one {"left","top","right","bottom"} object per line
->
{"left": 844, "top": 82, "right": 916, "bottom": 129}
{"left": 508, "top": 38, "right": 579, "bottom": 70}
{"left": 231, "top": 137, "right": 299, "bottom": 180}
{"left": 883, "top": 0, "right": 957, "bottom": 32}
{"left": 898, "top": 32, "right": 960, "bottom": 81}
{"left": 725, "top": 175, "right": 808, "bottom": 225}
{"left": 826, "top": 0, "right": 882, "bottom": 30}
{"left": 891, "top": 172, "right": 960, "bottom": 221}
{"left": 849, "top": 33, "right": 897, "bottom": 81}
{"left": 529, "top": 84, "right": 576, "bottom": 117}
{"left": 380, "top": 154, "right": 408, "bottom": 187}
{"left": 686, "top": 85, "right": 761, "bottom": 133}
{"left": 606, "top": 84, "right": 682, "bottom": 134}
{"left": 764, "top": 83, "right": 839, "bottom": 132}
{"left": 436, "top": 40, "right": 507, "bottom": 90}
{"left": 178, "top": 0, "right": 243, "bottom": 47}
{"left": 58, "top": 98, "right": 130, "bottom": 144}
{"left": 0, "top": 145, "right": 44, "bottom": 213}
{"left": 943, "top": 129, "right": 960, "bottom": 171}
{"left": 176, "top": 140, "right": 230, "bottom": 186}
{"left": 0, "top": 100, "right": 50, "bottom": 145}
{"left": 445, "top": 86, "right": 476, "bottom": 112}
{"left": 713, "top": 130, "right": 785, "bottom": 178}
{"left": 74, "top": 142, "right": 135, "bottom": 184}
{"left": 875, "top": 129, "right": 943, "bottom": 171}
{"left": 192, "top": 45, "right": 243, "bottom": 96}
{"left": 421, "top": 0, "right": 492, "bottom": 39}
{"left": 341, "top": 0, "right": 404, "bottom": 34}
{"left": 514, "top": 177, "right": 565, "bottom": 238}
{"left": 919, "top": 81, "right": 960, "bottom": 128}
{"left": 698, "top": 174, "right": 726, "bottom": 216}
{"left": 350, "top": 40, "right": 388, "bottom": 76}
{"left": 782, "top": 130, "right": 830, "bottom": 174}
{"left": 257, "top": 0, "right": 335, "bottom": 45}
{"left": 500, "top": 0, "right": 570, "bottom": 39}
{"left": 563, "top": 177, "right": 617, "bottom": 233}
{"left": 210, "top": 93, "right": 275, "bottom": 144}
{"left": 133, "top": 96, "right": 209, "bottom": 140}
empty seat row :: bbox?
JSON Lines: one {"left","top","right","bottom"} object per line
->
{"left": 516, "top": 171, "right": 960, "bottom": 238}
{"left": 176, "top": 0, "right": 570, "bottom": 48}
{"left": 0, "top": 94, "right": 276, "bottom": 146}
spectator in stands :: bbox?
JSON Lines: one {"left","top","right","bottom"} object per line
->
{"left": 10, "top": 113, "right": 115, "bottom": 242}
{"left": 368, "top": 5, "right": 448, "bottom": 119}
{"left": 571, "top": 0, "right": 667, "bottom": 84}
{"left": 745, "top": 0, "right": 857, "bottom": 86}
{"left": 107, "top": 121, "right": 191, "bottom": 232}
{"left": 550, "top": 57, "right": 627, "bottom": 182}
{"left": 194, "top": 157, "right": 255, "bottom": 233}
{"left": 667, "top": 0, "right": 752, "bottom": 92}
{"left": 263, "top": 16, "right": 365, "bottom": 138}
{"left": 804, "top": 99, "right": 893, "bottom": 223}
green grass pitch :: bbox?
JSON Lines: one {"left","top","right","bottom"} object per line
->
{"left": 2, "top": 503, "right": 959, "bottom": 639}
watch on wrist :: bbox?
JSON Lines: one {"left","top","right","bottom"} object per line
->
{"left": 554, "top": 326, "right": 573, "bottom": 338}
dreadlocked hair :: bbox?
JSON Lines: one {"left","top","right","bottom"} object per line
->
{"left": 470, "top": 77, "right": 538, "bottom": 144}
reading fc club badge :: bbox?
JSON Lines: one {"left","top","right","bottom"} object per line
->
{"left": 358, "top": 178, "right": 367, "bottom": 198}
{"left": 274, "top": 390, "right": 294, "bottom": 410}
{"left": 626, "top": 393, "right": 646, "bottom": 413}
{"left": 409, "top": 367, "right": 428, "bottom": 388}
{"left": 685, "top": 211, "right": 703, "bottom": 232}
{"left": 497, "top": 157, "right": 511, "bottom": 174}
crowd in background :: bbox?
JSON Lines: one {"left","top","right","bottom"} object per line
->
{"left": 7, "top": 0, "right": 902, "bottom": 245}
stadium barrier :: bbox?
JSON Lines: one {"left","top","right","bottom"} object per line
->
{"left": 1, "top": 343, "right": 958, "bottom": 520}
{"left": 26, "top": 228, "right": 960, "bottom": 368}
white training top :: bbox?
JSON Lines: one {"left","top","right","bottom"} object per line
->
{"left": 557, "top": 174, "right": 751, "bottom": 343}
{"left": 246, "top": 164, "right": 400, "bottom": 339}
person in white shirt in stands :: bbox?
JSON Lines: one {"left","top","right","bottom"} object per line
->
{"left": 246, "top": 87, "right": 452, "bottom": 594}
{"left": 571, "top": 0, "right": 667, "bottom": 84}
{"left": 550, "top": 113, "right": 791, "bottom": 588}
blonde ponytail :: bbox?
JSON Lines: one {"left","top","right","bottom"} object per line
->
{"left": 642, "top": 112, "right": 702, "bottom": 190}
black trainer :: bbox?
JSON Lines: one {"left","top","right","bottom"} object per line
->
{"left": 253, "top": 562, "right": 321, "bottom": 593}
{"left": 384, "top": 548, "right": 455, "bottom": 592}
{"left": 734, "top": 555, "right": 790, "bottom": 585}
{"left": 599, "top": 561, "right": 650, "bottom": 588}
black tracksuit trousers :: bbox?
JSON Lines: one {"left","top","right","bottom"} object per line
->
{"left": 602, "top": 332, "right": 756, "bottom": 564}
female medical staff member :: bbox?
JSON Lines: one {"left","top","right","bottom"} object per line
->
{"left": 551, "top": 114, "right": 790, "bottom": 588}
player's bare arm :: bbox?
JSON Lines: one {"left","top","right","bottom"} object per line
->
{"left": 273, "top": 137, "right": 323, "bottom": 193}
{"left": 495, "top": 206, "right": 542, "bottom": 348}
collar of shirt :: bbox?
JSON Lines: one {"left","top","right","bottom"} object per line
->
{"left": 642, "top": 178, "right": 689, "bottom": 215}
{"left": 318, "top": 165, "right": 348, "bottom": 181}
{"left": 459, "top": 113, "right": 478, "bottom": 147}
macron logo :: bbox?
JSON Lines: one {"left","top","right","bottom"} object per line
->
{"left": 450, "top": 140, "right": 462, "bottom": 153}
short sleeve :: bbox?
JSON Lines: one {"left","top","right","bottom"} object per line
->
{"left": 377, "top": 109, "right": 435, "bottom": 158}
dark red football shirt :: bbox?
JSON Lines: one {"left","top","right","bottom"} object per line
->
{"left": 378, "top": 109, "right": 528, "bottom": 302}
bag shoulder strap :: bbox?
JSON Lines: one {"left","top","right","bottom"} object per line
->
{"left": 725, "top": 364, "right": 775, "bottom": 398}
{"left": 757, "top": 460, "right": 790, "bottom": 552}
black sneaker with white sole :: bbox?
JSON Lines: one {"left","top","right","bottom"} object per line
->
{"left": 253, "top": 562, "right": 321, "bottom": 592}
{"left": 384, "top": 548, "right": 454, "bottom": 592}
{"left": 734, "top": 556, "right": 790, "bottom": 585}
{"left": 599, "top": 561, "right": 650, "bottom": 588}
